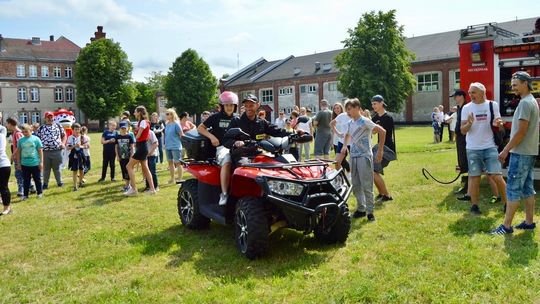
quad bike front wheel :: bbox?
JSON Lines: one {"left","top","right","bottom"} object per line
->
{"left": 314, "top": 203, "right": 351, "bottom": 244}
{"left": 235, "top": 197, "right": 269, "bottom": 259}
{"left": 177, "top": 179, "right": 210, "bottom": 229}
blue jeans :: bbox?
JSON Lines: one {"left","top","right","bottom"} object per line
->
{"left": 466, "top": 147, "right": 501, "bottom": 176}
{"left": 146, "top": 156, "right": 158, "bottom": 189}
{"left": 506, "top": 153, "right": 536, "bottom": 201}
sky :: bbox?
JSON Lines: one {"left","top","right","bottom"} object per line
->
{"left": 1, "top": 0, "right": 539, "bottom": 82}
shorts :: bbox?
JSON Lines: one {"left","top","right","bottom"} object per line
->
{"left": 216, "top": 146, "right": 231, "bottom": 166}
{"left": 132, "top": 141, "right": 148, "bottom": 161}
{"left": 68, "top": 156, "right": 85, "bottom": 171}
{"left": 166, "top": 149, "right": 182, "bottom": 163}
{"left": 506, "top": 153, "right": 536, "bottom": 201}
{"left": 314, "top": 131, "right": 332, "bottom": 156}
{"left": 466, "top": 147, "right": 501, "bottom": 177}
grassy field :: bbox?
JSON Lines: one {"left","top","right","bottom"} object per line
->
{"left": 1, "top": 126, "right": 539, "bottom": 303}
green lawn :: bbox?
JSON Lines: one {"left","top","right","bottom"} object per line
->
{"left": 1, "top": 126, "right": 539, "bottom": 303}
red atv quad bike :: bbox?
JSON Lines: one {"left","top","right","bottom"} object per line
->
{"left": 178, "top": 128, "right": 351, "bottom": 259}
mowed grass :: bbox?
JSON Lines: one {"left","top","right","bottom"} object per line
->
{"left": 1, "top": 126, "right": 539, "bottom": 303}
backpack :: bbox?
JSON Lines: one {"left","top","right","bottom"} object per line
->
{"left": 488, "top": 101, "right": 505, "bottom": 150}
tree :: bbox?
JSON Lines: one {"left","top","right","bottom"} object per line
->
{"left": 335, "top": 10, "right": 416, "bottom": 112}
{"left": 146, "top": 71, "right": 166, "bottom": 91}
{"left": 75, "top": 38, "right": 133, "bottom": 127}
{"left": 164, "top": 49, "right": 217, "bottom": 115}
{"left": 124, "top": 81, "right": 157, "bottom": 115}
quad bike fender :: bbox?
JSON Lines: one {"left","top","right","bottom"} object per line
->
{"left": 185, "top": 163, "right": 221, "bottom": 186}
{"left": 230, "top": 173, "right": 263, "bottom": 198}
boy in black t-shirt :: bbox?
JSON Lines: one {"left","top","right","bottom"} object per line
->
{"left": 116, "top": 122, "right": 135, "bottom": 192}
{"left": 197, "top": 91, "right": 238, "bottom": 206}
{"left": 371, "top": 95, "right": 395, "bottom": 202}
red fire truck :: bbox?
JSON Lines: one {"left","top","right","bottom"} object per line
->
{"left": 459, "top": 21, "right": 540, "bottom": 178}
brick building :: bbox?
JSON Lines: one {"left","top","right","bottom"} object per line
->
{"left": 0, "top": 34, "right": 82, "bottom": 125}
{"left": 222, "top": 17, "right": 537, "bottom": 123}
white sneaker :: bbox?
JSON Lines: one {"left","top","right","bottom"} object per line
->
{"left": 37, "top": 194, "right": 43, "bottom": 199}
{"left": 124, "top": 188, "right": 138, "bottom": 196}
{"left": 21, "top": 196, "right": 28, "bottom": 201}
{"left": 146, "top": 190, "right": 157, "bottom": 195}
{"left": 218, "top": 193, "right": 228, "bottom": 206}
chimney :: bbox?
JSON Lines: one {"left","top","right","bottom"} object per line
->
{"left": 31, "top": 37, "right": 41, "bottom": 45}
{"left": 315, "top": 61, "right": 321, "bottom": 70}
{"left": 89, "top": 25, "right": 106, "bottom": 44}
{"left": 50, "top": 35, "right": 54, "bottom": 41}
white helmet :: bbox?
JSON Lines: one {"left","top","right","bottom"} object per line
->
{"left": 219, "top": 91, "right": 239, "bottom": 105}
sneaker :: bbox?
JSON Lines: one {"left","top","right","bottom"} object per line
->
{"left": 470, "top": 205, "right": 481, "bottom": 215}
{"left": 17, "top": 192, "right": 24, "bottom": 197}
{"left": 514, "top": 221, "right": 536, "bottom": 230}
{"left": 457, "top": 195, "right": 471, "bottom": 201}
{"left": 352, "top": 210, "right": 366, "bottom": 218}
{"left": 111, "top": 178, "right": 117, "bottom": 182}
{"left": 79, "top": 182, "right": 85, "bottom": 188}
{"left": 123, "top": 185, "right": 132, "bottom": 193}
{"left": 97, "top": 178, "right": 105, "bottom": 183}
{"left": 37, "top": 194, "right": 43, "bottom": 199}
{"left": 367, "top": 213, "right": 375, "bottom": 221}
{"left": 142, "top": 187, "right": 150, "bottom": 192}
{"left": 0, "top": 209, "right": 12, "bottom": 216}
{"left": 124, "top": 188, "right": 138, "bottom": 196}
{"left": 380, "top": 195, "right": 393, "bottom": 202}
{"left": 21, "top": 196, "right": 28, "bottom": 201}
{"left": 491, "top": 224, "right": 513, "bottom": 235}
{"left": 155, "top": 187, "right": 160, "bottom": 192}
{"left": 375, "top": 194, "right": 383, "bottom": 201}
{"left": 57, "top": 182, "right": 64, "bottom": 187}
{"left": 72, "top": 187, "right": 78, "bottom": 192}
{"left": 454, "top": 186, "right": 467, "bottom": 194}
{"left": 42, "top": 184, "right": 48, "bottom": 190}
{"left": 489, "top": 196, "right": 501, "bottom": 204}
{"left": 218, "top": 193, "right": 228, "bottom": 206}
{"left": 146, "top": 190, "right": 157, "bottom": 195}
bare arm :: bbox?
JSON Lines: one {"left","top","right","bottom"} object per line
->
{"left": 197, "top": 123, "right": 219, "bottom": 147}
{"left": 38, "top": 148, "right": 44, "bottom": 171}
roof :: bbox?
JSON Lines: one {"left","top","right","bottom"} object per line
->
{"left": 406, "top": 17, "right": 538, "bottom": 62}
{"left": 224, "top": 16, "right": 539, "bottom": 88}
{"left": 0, "top": 36, "right": 81, "bottom": 61}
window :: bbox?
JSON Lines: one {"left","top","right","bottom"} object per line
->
{"left": 19, "top": 112, "right": 28, "bottom": 124}
{"left": 17, "top": 65, "right": 25, "bottom": 77}
{"left": 53, "top": 66, "right": 61, "bottom": 78}
{"left": 261, "top": 89, "right": 273, "bottom": 104}
{"left": 416, "top": 73, "right": 439, "bottom": 92}
{"left": 41, "top": 66, "right": 49, "bottom": 78}
{"left": 300, "top": 85, "right": 306, "bottom": 94}
{"left": 65, "top": 67, "right": 72, "bottom": 79}
{"left": 279, "top": 87, "right": 293, "bottom": 95}
{"left": 29, "top": 65, "right": 38, "bottom": 78}
{"left": 30, "top": 87, "right": 39, "bottom": 102}
{"left": 18, "top": 87, "right": 27, "bottom": 102}
{"left": 308, "top": 85, "right": 317, "bottom": 93}
{"left": 454, "top": 70, "right": 461, "bottom": 90}
{"left": 328, "top": 82, "right": 338, "bottom": 91}
{"left": 66, "top": 87, "right": 74, "bottom": 102}
{"left": 55, "top": 87, "right": 63, "bottom": 102}
{"left": 31, "top": 112, "right": 41, "bottom": 124}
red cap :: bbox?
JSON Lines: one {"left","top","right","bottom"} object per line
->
{"left": 44, "top": 111, "right": 54, "bottom": 118}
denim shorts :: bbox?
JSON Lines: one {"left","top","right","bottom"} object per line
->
{"left": 506, "top": 153, "right": 536, "bottom": 201}
{"left": 466, "top": 147, "right": 501, "bottom": 176}
{"left": 166, "top": 149, "right": 182, "bottom": 163}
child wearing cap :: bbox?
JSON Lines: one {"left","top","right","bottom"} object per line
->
{"left": 116, "top": 121, "right": 135, "bottom": 192}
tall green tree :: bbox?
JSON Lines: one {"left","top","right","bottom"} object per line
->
{"left": 124, "top": 81, "right": 157, "bottom": 115}
{"left": 75, "top": 39, "right": 133, "bottom": 127}
{"left": 164, "top": 49, "right": 217, "bottom": 115}
{"left": 335, "top": 10, "right": 416, "bottom": 112}
{"left": 146, "top": 71, "right": 166, "bottom": 91}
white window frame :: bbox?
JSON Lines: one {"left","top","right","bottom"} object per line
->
{"left": 19, "top": 112, "right": 29, "bottom": 124}
{"left": 17, "top": 64, "right": 25, "bottom": 77}
{"left": 18, "top": 87, "right": 27, "bottom": 102}
{"left": 261, "top": 89, "right": 273, "bottom": 104}
{"left": 53, "top": 66, "right": 61, "bottom": 78}
{"left": 416, "top": 72, "right": 440, "bottom": 92}
{"left": 328, "top": 82, "right": 338, "bottom": 91}
{"left": 30, "top": 87, "right": 39, "bottom": 102}
{"left": 65, "top": 87, "right": 74, "bottom": 102}
{"left": 55, "top": 87, "right": 63, "bottom": 102}
{"left": 31, "top": 112, "right": 41, "bottom": 124}
{"left": 41, "top": 66, "right": 49, "bottom": 78}
{"left": 308, "top": 85, "right": 317, "bottom": 93}
{"left": 29, "top": 65, "right": 38, "bottom": 78}
{"left": 278, "top": 87, "right": 293, "bottom": 96}
{"left": 65, "top": 67, "right": 72, "bottom": 79}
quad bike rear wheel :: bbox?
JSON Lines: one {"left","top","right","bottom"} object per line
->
{"left": 177, "top": 179, "right": 210, "bottom": 229}
{"left": 235, "top": 197, "right": 269, "bottom": 259}
{"left": 314, "top": 203, "right": 351, "bottom": 244}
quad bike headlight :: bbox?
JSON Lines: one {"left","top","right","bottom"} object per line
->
{"left": 267, "top": 180, "right": 305, "bottom": 196}
{"left": 330, "top": 172, "right": 345, "bottom": 192}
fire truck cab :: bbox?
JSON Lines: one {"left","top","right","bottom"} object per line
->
{"left": 459, "top": 20, "right": 540, "bottom": 179}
